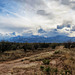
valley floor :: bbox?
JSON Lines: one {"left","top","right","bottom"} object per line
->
{"left": 0, "top": 46, "right": 75, "bottom": 75}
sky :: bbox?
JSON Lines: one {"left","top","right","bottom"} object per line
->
{"left": 0, "top": 0, "right": 75, "bottom": 37}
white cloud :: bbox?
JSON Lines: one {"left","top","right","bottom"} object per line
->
{"left": 0, "top": 0, "right": 75, "bottom": 37}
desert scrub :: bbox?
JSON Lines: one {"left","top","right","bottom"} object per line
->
{"left": 44, "top": 66, "right": 51, "bottom": 74}
{"left": 70, "top": 57, "right": 74, "bottom": 61}
{"left": 40, "top": 66, "right": 44, "bottom": 71}
{"left": 42, "top": 59, "right": 50, "bottom": 65}
{"left": 54, "top": 50, "right": 62, "bottom": 54}
{"left": 50, "top": 43, "right": 58, "bottom": 49}
{"left": 54, "top": 68, "right": 58, "bottom": 75}
{"left": 65, "top": 70, "right": 72, "bottom": 75}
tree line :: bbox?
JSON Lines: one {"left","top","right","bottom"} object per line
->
{"left": 0, "top": 41, "right": 75, "bottom": 52}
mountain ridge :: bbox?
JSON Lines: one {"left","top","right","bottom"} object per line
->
{"left": 0, "top": 35, "right": 75, "bottom": 43}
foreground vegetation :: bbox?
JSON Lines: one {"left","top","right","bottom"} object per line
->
{"left": 0, "top": 41, "right": 75, "bottom": 75}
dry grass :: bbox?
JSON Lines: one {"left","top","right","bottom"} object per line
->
{"left": 0, "top": 46, "right": 75, "bottom": 75}
{"left": 25, "top": 51, "right": 54, "bottom": 62}
{"left": 0, "top": 49, "right": 25, "bottom": 61}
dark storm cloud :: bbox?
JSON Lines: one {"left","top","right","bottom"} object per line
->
{"left": 37, "top": 10, "right": 54, "bottom": 19}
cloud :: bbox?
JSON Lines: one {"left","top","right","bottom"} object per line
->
{"left": 71, "top": 26, "right": 75, "bottom": 31}
{"left": 60, "top": 0, "right": 70, "bottom": 5}
{"left": 0, "top": 0, "right": 75, "bottom": 37}
{"left": 57, "top": 21, "right": 71, "bottom": 29}
{"left": 37, "top": 10, "right": 54, "bottom": 19}
{"left": 38, "top": 28, "right": 68, "bottom": 37}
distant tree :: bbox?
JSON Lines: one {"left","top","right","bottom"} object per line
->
{"left": 50, "top": 43, "right": 57, "bottom": 49}
{"left": 64, "top": 40, "right": 72, "bottom": 49}
{"left": 0, "top": 41, "right": 11, "bottom": 52}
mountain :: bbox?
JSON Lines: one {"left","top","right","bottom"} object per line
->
{"left": 0, "top": 33, "right": 75, "bottom": 43}
{"left": 2, "top": 35, "right": 75, "bottom": 43}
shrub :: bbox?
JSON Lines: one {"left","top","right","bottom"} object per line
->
{"left": 40, "top": 43, "right": 49, "bottom": 48}
{"left": 54, "top": 68, "right": 58, "bottom": 75}
{"left": 11, "top": 45, "right": 17, "bottom": 50}
{"left": 0, "top": 41, "right": 12, "bottom": 52}
{"left": 42, "top": 59, "right": 50, "bottom": 65}
{"left": 40, "top": 66, "right": 44, "bottom": 71}
{"left": 60, "top": 70, "right": 64, "bottom": 75}
{"left": 54, "top": 50, "right": 61, "bottom": 54}
{"left": 23, "top": 43, "right": 34, "bottom": 51}
{"left": 64, "top": 41, "right": 72, "bottom": 49}
{"left": 44, "top": 66, "right": 51, "bottom": 74}
{"left": 50, "top": 43, "right": 58, "bottom": 49}
{"left": 65, "top": 70, "right": 72, "bottom": 75}
{"left": 33, "top": 43, "right": 39, "bottom": 49}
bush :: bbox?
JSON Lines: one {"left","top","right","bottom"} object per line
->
{"left": 54, "top": 50, "right": 61, "bottom": 54}
{"left": 33, "top": 43, "right": 39, "bottom": 49}
{"left": 65, "top": 70, "right": 72, "bottom": 75}
{"left": 40, "top": 43, "right": 49, "bottom": 48}
{"left": 40, "top": 66, "right": 44, "bottom": 71}
{"left": 54, "top": 68, "right": 58, "bottom": 75}
{"left": 64, "top": 41, "right": 72, "bottom": 49}
{"left": 44, "top": 66, "right": 51, "bottom": 74}
{"left": 23, "top": 43, "right": 34, "bottom": 51}
{"left": 50, "top": 43, "right": 58, "bottom": 49}
{"left": 11, "top": 45, "right": 17, "bottom": 50}
{"left": 0, "top": 41, "right": 12, "bottom": 52}
{"left": 42, "top": 59, "right": 50, "bottom": 65}
{"left": 64, "top": 42, "right": 75, "bottom": 49}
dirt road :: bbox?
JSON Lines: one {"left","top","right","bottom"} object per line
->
{"left": 0, "top": 50, "right": 55, "bottom": 75}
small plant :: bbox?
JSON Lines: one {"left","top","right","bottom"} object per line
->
{"left": 60, "top": 70, "right": 64, "bottom": 75}
{"left": 51, "top": 68, "right": 55, "bottom": 75}
{"left": 54, "top": 50, "right": 61, "bottom": 54}
{"left": 54, "top": 68, "right": 58, "bottom": 75}
{"left": 40, "top": 66, "right": 44, "bottom": 71}
{"left": 64, "top": 41, "right": 72, "bottom": 49}
{"left": 44, "top": 66, "right": 51, "bottom": 74}
{"left": 65, "top": 70, "right": 72, "bottom": 75}
{"left": 50, "top": 43, "right": 58, "bottom": 49}
{"left": 42, "top": 59, "right": 50, "bottom": 65}
{"left": 70, "top": 57, "right": 74, "bottom": 61}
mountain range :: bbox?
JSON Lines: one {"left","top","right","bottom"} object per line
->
{"left": 0, "top": 34, "right": 75, "bottom": 43}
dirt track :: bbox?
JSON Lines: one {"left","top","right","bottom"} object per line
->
{"left": 0, "top": 46, "right": 64, "bottom": 75}
{"left": 0, "top": 51, "right": 55, "bottom": 75}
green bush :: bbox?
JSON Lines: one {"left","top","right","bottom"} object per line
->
{"left": 54, "top": 68, "right": 58, "bottom": 75}
{"left": 64, "top": 42, "right": 75, "bottom": 49}
{"left": 42, "top": 59, "right": 50, "bottom": 65}
{"left": 64, "top": 41, "right": 72, "bottom": 49}
{"left": 40, "top": 43, "right": 49, "bottom": 48}
{"left": 40, "top": 66, "right": 44, "bottom": 71}
{"left": 65, "top": 70, "right": 72, "bottom": 75}
{"left": 54, "top": 50, "right": 61, "bottom": 54}
{"left": 44, "top": 66, "right": 51, "bottom": 73}
{"left": 33, "top": 43, "right": 39, "bottom": 49}
{"left": 50, "top": 43, "right": 58, "bottom": 49}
